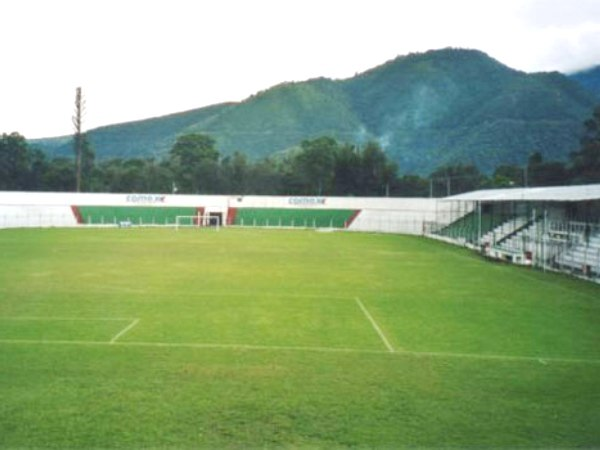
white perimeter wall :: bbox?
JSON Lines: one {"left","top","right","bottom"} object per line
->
{"left": 0, "top": 205, "right": 78, "bottom": 228}
{"left": 0, "top": 191, "right": 445, "bottom": 234}
{"left": 232, "top": 195, "right": 445, "bottom": 234}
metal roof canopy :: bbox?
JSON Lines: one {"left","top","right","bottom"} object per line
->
{"left": 443, "top": 184, "right": 600, "bottom": 203}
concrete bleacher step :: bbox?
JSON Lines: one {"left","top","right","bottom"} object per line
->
{"left": 482, "top": 217, "right": 529, "bottom": 244}
{"left": 556, "top": 235, "right": 600, "bottom": 272}
{"left": 496, "top": 220, "right": 538, "bottom": 252}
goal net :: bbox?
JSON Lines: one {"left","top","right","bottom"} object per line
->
{"left": 175, "top": 215, "right": 221, "bottom": 231}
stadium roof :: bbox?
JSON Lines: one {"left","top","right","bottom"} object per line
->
{"left": 444, "top": 184, "right": 600, "bottom": 203}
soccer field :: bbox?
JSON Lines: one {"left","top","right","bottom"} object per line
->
{"left": 0, "top": 228, "right": 598, "bottom": 448}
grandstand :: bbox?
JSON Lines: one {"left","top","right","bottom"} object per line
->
{"left": 431, "top": 184, "right": 600, "bottom": 281}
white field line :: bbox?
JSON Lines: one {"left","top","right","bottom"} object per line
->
{"left": 0, "top": 317, "right": 134, "bottom": 321}
{"left": 165, "top": 291, "right": 355, "bottom": 301}
{"left": 112, "top": 341, "right": 373, "bottom": 355}
{"left": 355, "top": 297, "right": 395, "bottom": 353}
{"left": 109, "top": 319, "right": 140, "bottom": 344}
{"left": 1, "top": 338, "right": 599, "bottom": 365}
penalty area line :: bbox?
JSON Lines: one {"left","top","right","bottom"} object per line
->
{"left": 355, "top": 297, "right": 395, "bottom": 353}
{"left": 110, "top": 318, "right": 140, "bottom": 344}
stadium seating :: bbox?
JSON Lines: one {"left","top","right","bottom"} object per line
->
{"left": 437, "top": 211, "right": 495, "bottom": 243}
{"left": 493, "top": 217, "right": 539, "bottom": 250}
{"left": 481, "top": 216, "right": 530, "bottom": 245}
{"left": 555, "top": 232, "right": 600, "bottom": 276}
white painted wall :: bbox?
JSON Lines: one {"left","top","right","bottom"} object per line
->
{"left": 231, "top": 195, "right": 436, "bottom": 211}
{"left": 0, "top": 191, "right": 229, "bottom": 207}
{"left": 0, "top": 191, "right": 441, "bottom": 233}
{"left": 0, "top": 205, "right": 77, "bottom": 228}
{"left": 349, "top": 209, "right": 432, "bottom": 234}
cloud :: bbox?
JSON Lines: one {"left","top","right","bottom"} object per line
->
{"left": 3, "top": 0, "right": 600, "bottom": 138}
{"left": 520, "top": 0, "right": 600, "bottom": 28}
{"left": 534, "top": 24, "right": 600, "bottom": 72}
{"left": 512, "top": 0, "right": 600, "bottom": 72}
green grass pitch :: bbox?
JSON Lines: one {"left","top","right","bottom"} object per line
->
{"left": 0, "top": 227, "right": 599, "bottom": 448}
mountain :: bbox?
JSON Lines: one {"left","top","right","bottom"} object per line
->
{"left": 32, "top": 103, "right": 235, "bottom": 160}
{"left": 343, "top": 49, "right": 595, "bottom": 172}
{"left": 31, "top": 48, "right": 597, "bottom": 174}
{"left": 569, "top": 65, "right": 600, "bottom": 99}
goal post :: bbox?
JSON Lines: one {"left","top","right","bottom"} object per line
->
{"left": 175, "top": 214, "right": 221, "bottom": 231}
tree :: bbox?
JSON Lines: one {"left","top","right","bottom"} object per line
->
{"left": 169, "top": 134, "right": 220, "bottom": 193}
{"left": 42, "top": 158, "right": 75, "bottom": 191}
{"left": 527, "top": 151, "right": 568, "bottom": 186}
{"left": 73, "top": 87, "right": 85, "bottom": 192}
{"left": 381, "top": 159, "right": 399, "bottom": 197}
{"left": 360, "top": 141, "right": 391, "bottom": 196}
{"left": 332, "top": 143, "right": 362, "bottom": 195}
{"left": 94, "top": 158, "right": 171, "bottom": 193}
{"left": 221, "top": 151, "right": 249, "bottom": 194}
{"left": 27, "top": 148, "right": 48, "bottom": 191}
{"left": 570, "top": 105, "right": 600, "bottom": 183}
{"left": 492, "top": 164, "right": 525, "bottom": 188}
{"left": 293, "top": 137, "right": 337, "bottom": 195}
{"left": 143, "top": 159, "right": 173, "bottom": 193}
{"left": 0, "top": 132, "right": 34, "bottom": 190}
{"left": 429, "top": 164, "right": 485, "bottom": 196}
{"left": 395, "top": 175, "right": 429, "bottom": 197}
{"left": 247, "top": 157, "right": 283, "bottom": 195}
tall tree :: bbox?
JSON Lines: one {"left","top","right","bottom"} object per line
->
{"left": 361, "top": 141, "right": 391, "bottom": 196}
{"left": 0, "top": 133, "right": 28, "bottom": 189}
{"left": 294, "top": 137, "right": 337, "bottom": 195}
{"left": 169, "top": 134, "right": 220, "bottom": 193}
{"left": 332, "top": 143, "right": 362, "bottom": 195}
{"left": 73, "top": 87, "right": 84, "bottom": 192}
{"left": 221, "top": 151, "right": 249, "bottom": 194}
{"left": 80, "top": 133, "right": 96, "bottom": 191}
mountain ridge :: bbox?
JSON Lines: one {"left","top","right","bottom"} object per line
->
{"left": 31, "top": 48, "right": 598, "bottom": 174}
{"left": 569, "top": 65, "right": 600, "bottom": 99}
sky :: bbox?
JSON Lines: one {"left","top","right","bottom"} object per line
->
{"left": 2, "top": 0, "right": 600, "bottom": 139}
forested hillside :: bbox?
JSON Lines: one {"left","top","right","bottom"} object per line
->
{"left": 30, "top": 48, "right": 597, "bottom": 175}
{"left": 570, "top": 65, "right": 600, "bottom": 99}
